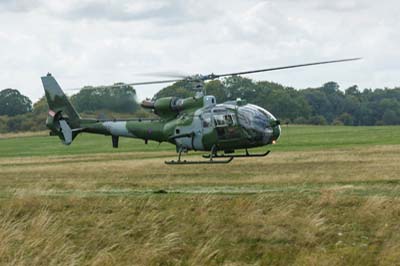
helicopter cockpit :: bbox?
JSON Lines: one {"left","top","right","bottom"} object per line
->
{"left": 200, "top": 103, "right": 280, "bottom": 143}
{"left": 238, "top": 104, "right": 275, "bottom": 130}
{"left": 237, "top": 104, "right": 280, "bottom": 143}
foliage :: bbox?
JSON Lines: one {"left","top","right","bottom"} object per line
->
{"left": 154, "top": 77, "right": 400, "bottom": 126}
{"left": 1, "top": 78, "right": 400, "bottom": 133}
{"left": 153, "top": 80, "right": 196, "bottom": 99}
{"left": 0, "top": 97, "right": 47, "bottom": 133}
{"left": 0, "top": 89, "right": 32, "bottom": 116}
{"left": 0, "top": 95, "right": 154, "bottom": 133}
{"left": 337, "top": 113, "right": 354, "bottom": 126}
{"left": 70, "top": 84, "right": 139, "bottom": 113}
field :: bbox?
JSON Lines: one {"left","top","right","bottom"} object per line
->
{"left": 0, "top": 125, "right": 399, "bottom": 265}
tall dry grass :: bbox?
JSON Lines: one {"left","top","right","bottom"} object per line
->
{"left": 0, "top": 192, "right": 400, "bottom": 265}
{"left": 0, "top": 145, "right": 399, "bottom": 265}
{"left": 0, "top": 131, "right": 47, "bottom": 139}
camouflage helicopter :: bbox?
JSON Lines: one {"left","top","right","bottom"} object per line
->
{"left": 41, "top": 58, "right": 360, "bottom": 164}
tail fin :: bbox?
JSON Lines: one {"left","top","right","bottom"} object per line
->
{"left": 41, "top": 73, "right": 82, "bottom": 145}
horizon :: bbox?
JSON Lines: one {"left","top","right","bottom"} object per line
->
{"left": 5, "top": 77, "right": 400, "bottom": 104}
{"left": 5, "top": 75, "right": 400, "bottom": 106}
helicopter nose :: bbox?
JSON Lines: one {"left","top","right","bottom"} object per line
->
{"left": 270, "top": 120, "right": 281, "bottom": 143}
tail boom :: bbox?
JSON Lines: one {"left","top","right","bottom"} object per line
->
{"left": 41, "top": 73, "right": 167, "bottom": 147}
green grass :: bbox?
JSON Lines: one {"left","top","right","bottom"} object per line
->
{"left": 0, "top": 132, "right": 173, "bottom": 157}
{"left": 0, "top": 125, "right": 400, "bottom": 265}
{"left": 1, "top": 125, "right": 399, "bottom": 157}
{"left": 275, "top": 125, "right": 400, "bottom": 151}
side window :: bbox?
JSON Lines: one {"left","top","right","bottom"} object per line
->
{"left": 211, "top": 108, "right": 236, "bottom": 128}
{"left": 231, "top": 114, "right": 237, "bottom": 125}
{"left": 214, "top": 114, "right": 226, "bottom": 127}
{"left": 202, "top": 112, "right": 212, "bottom": 128}
{"left": 224, "top": 114, "right": 236, "bottom": 126}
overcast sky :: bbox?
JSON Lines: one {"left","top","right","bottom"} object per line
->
{"left": 0, "top": 0, "right": 399, "bottom": 102}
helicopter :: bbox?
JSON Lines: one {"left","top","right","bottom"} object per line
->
{"left": 41, "top": 58, "right": 360, "bottom": 164}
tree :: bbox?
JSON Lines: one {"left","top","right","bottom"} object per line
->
{"left": 223, "top": 76, "right": 255, "bottom": 100}
{"left": 0, "top": 89, "right": 32, "bottom": 116}
{"left": 32, "top": 96, "right": 48, "bottom": 115}
{"left": 345, "top": 85, "right": 360, "bottom": 97}
{"left": 152, "top": 78, "right": 400, "bottom": 126}
{"left": 0, "top": 116, "right": 7, "bottom": 133}
{"left": 153, "top": 81, "right": 194, "bottom": 99}
{"left": 336, "top": 113, "right": 354, "bottom": 126}
{"left": 205, "top": 80, "right": 228, "bottom": 102}
{"left": 71, "top": 84, "right": 139, "bottom": 113}
{"left": 308, "top": 115, "right": 327, "bottom": 125}
{"left": 321, "top": 82, "right": 340, "bottom": 95}
{"left": 302, "top": 89, "right": 333, "bottom": 120}
{"left": 382, "top": 110, "right": 399, "bottom": 125}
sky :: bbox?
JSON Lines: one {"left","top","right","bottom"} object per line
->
{"left": 0, "top": 0, "right": 399, "bottom": 102}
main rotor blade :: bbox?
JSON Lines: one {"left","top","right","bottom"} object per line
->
{"left": 139, "top": 71, "right": 190, "bottom": 79}
{"left": 65, "top": 79, "right": 184, "bottom": 91}
{"left": 212, "top": 58, "right": 362, "bottom": 79}
{"left": 126, "top": 79, "right": 184, "bottom": 86}
{"left": 67, "top": 57, "right": 361, "bottom": 91}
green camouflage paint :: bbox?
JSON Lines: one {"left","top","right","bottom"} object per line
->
{"left": 41, "top": 74, "right": 281, "bottom": 154}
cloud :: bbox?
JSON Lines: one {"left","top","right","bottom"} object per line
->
{"left": 0, "top": 0, "right": 220, "bottom": 23}
{"left": 314, "top": 0, "right": 368, "bottom": 12}
{"left": 0, "top": 0, "right": 41, "bottom": 12}
{"left": 0, "top": 0, "right": 398, "bottom": 102}
{"left": 56, "top": 1, "right": 187, "bottom": 23}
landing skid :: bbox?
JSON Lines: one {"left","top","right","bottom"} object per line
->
{"left": 165, "top": 157, "right": 233, "bottom": 165}
{"left": 165, "top": 145, "right": 234, "bottom": 165}
{"left": 202, "top": 149, "right": 270, "bottom": 158}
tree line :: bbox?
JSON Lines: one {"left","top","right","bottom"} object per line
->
{"left": 155, "top": 77, "right": 400, "bottom": 126}
{"left": 1, "top": 77, "right": 399, "bottom": 133}
{"left": 0, "top": 85, "right": 142, "bottom": 133}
